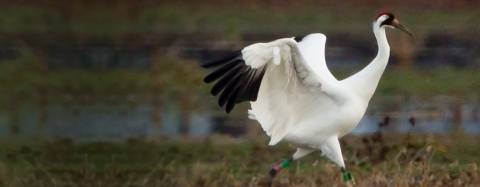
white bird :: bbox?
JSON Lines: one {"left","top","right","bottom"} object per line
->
{"left": 201, "top": 12, "right": 412, "bottom": 184}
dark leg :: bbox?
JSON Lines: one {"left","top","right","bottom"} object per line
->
{"left": 267, "top": 158, "right": 292, "bottom": 187}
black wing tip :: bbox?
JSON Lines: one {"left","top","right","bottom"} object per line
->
{"left": 215, "top": 67, "right": 265, "bottom": 114}
{"left": 203, "top": 59, "right": 242, "bottom": 83}
{"left": 202, "top": 50, "right": 265, "bottom": 114}
{"left": 210, "top": 64, "right": 246, "bottom": 96}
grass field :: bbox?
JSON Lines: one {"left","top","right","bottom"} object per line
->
{"left": 0, "top": 133, "right": 479, "bottom": 187}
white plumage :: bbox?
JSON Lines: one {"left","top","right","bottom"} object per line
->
{"left": 247, "top": 34, "right": 365, "bottom": 168}
{"left": 202, "top": 12, "right": 412, "bottom": 173}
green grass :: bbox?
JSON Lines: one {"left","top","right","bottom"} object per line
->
{"left": 0, "top": 134, "right": 479, "bottom": 186}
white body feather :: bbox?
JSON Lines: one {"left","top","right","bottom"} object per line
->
{"left": 244, "top": 23, "right": 390, "bottom": 168}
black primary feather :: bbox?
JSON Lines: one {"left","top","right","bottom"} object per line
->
{"left": 234, "top": 69, "right": 256, "bottom": 103}
{"left": 201, "top": 50, "right": 267, "bottom": 113}
{"left": 248, "top": 68, "right": 266, "bottom": 101}
{"left": 218, "top": 72, "right": 244, "bottom": 107}
{"left": 203, "top": 59, "right": 241, "bottom": 83}
{"left": 224, "top": 69, "right": 254, "bottom": 112}
{"left": 210, "top": 64, "right": 244, "bottom": 96}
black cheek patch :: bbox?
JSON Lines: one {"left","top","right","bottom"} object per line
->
{"left": 380, "top": 14, "right": 394, "bottom": 26}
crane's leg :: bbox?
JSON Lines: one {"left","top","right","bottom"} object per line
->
{"left": 341, "top": 167, "right": 354, "bottom": 185}
{"left": 320, "top": 136, "right": 354, "bottom": 184}
{"left": 267, "top": 148, "right": 314, "bottom": 187}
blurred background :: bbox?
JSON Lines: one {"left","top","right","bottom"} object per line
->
{"left": 0, "top": 0, "right": 479, "bottom": 186}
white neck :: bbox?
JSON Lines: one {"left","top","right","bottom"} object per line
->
{"left": 342, "top": 22, "right": 390, "bottom": 101}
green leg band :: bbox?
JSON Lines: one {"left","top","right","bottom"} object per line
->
{"left": 342, "top": 170, "right": 353, "bottom": 182}
{"left": 280, "top": 159, "right": 292, "bottom": 169}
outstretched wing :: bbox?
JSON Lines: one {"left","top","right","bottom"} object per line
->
{"left": 202, "top": 34, "right": 337, "bottom": 145}
{"left": 202, "top": 37, "right": 324, "bottom": 112}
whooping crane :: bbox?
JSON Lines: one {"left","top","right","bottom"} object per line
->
{"left": 201, "top": 12, "right": 412, "bottom": 185}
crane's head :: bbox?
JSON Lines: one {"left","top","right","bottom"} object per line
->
{"left": 375, "top": 12, "right": 413, "bottom": 37}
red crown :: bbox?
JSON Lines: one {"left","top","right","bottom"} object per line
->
{"left": 376, "top": 12, "right": 393, "bottom": 20}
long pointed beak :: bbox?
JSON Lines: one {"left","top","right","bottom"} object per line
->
{"left": 392, "top": 19, "right": 413, "bottom": 37}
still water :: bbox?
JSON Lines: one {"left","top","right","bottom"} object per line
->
{"left": 0, "top": 96, "right": 478, "bottom": 141}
